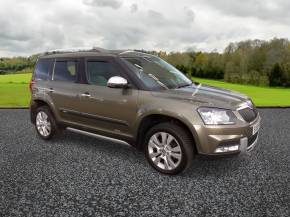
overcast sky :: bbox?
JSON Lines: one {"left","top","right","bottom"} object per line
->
{"left": 1, "top": 0, "right": 290, "bottom": 56}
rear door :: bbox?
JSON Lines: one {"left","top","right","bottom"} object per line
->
{"left": 74, "top": 57, "right": 139, "bottom": 139}
{"left": 47, "top": 58, "right": 82, "bottom": 123}
{"left": 33, "top": 58, "right": 54, "bottom": 95}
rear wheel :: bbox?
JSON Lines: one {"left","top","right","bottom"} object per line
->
{"left": 35, "top": 106, "right": 59, "bottom": 140}
{"left": 144, "top": 122, "right": 194, "bottom": 175}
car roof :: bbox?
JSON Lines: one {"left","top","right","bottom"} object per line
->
{"left": 39, "top": 48, "right": 155, "bottom": 59}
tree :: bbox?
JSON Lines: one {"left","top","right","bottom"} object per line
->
{"left": 176, "top": 64, "right": 189, "bottom": 75}
{"left": 269, "top": 63, "right": 284, "bottom": 86}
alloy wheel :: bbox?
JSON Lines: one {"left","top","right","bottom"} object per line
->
{"left": 148, "top": 132, "right": 182, "bottom": 171}
{"left": 36, "top": 111, "right": 51, "bottom": 137}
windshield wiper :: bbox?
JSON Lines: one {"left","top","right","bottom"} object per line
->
{"left": 177, "top": 83, "right": 193, "bottom": 89}
{"left": 148, "top": 74, "right": 169, "bottom": 89}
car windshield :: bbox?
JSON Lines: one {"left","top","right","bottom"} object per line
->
{"left": 121, "top": 55, "right": 192, "bottom": 90}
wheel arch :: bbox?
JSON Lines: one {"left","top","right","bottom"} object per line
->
{"left": 30, "top": 99, "right": 58, "bottom": 124}
{"left": 135, "top": 113, "right": 198, "bottom": 153}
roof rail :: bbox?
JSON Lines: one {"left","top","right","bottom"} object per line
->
{"left": 119, "top": 50, "right": 156, "bottom": 57}
{"left": 40, "top": 47, "right": 106, "bottom": 56}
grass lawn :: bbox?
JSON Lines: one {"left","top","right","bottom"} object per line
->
{"left": 0, "top": 73, "right": 290, "bottom": 107}
{"left": 0, "top": 73, "right": 32, "bottom": 84}
{"left": 0, "top": 84, "right": 30, "bottom": 107}
{"left": 193, "top": 77, "right": 290, "bottom": 107}
{"left": 0, "top": 73, "right": 31, "bottom": 107}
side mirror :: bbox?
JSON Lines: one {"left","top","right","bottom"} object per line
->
{"left": 107, "top": 76, "right": 129, "bottom": 88}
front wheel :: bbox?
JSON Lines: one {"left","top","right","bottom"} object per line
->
{"left": 144, "top": 122, "right": 194, "bottom": 175}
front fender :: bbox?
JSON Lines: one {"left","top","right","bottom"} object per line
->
{"left": 133, "top": 105, "right": 201, "bottom": 152}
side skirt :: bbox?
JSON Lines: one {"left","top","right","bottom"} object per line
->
{"left": 66, "top": 127, "right": 131, "bottom": 146}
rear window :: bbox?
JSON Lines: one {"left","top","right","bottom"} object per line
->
{"left": 53, "top": 61, "right": 78, "bottom": 82}
{"left": 34, "top": 59, "right": 53, "bottom": 80}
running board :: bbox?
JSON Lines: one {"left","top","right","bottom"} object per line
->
{"left": 66, "top": 127, "right": 130, "bottom": 146}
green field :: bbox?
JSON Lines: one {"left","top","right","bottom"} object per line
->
{"left": 0, "top": 84, "right": 31, "bottom": 107}
{"left": 192, "top": 77, "right": 290, "bottom": 106}
{"left": 0, "top": 73, "right": 32, "bottom": 84}
{"left": 0, "top": 73, "right": 290, "bottom": 107}
{"left": 0, "top": 74, "right": 31, "bottom": 107}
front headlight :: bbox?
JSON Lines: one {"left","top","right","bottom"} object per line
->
{"left": 197, "top": 107, "right": 237, "bottom": 125}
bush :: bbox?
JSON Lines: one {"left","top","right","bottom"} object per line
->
{"left": 175, "top": 64, "right": 189, "bottom": 75}
{"left": 269, "top": 63, "right": 284, "bottom": 86}
{"left": 241, "top": 73, "right": 252, "bottom": 85}
{"left": 259, "top": 75, "right": 269, "bottom": 86}
{"left": 191, "top": 67, "right": 224, "bottom": 79}
{"left": 225, "top": 73, "right": 241, "bottom": 83}
{"left": 248, "top": 70, "right": 260, "bottom": 85}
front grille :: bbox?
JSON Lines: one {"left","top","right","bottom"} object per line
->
{"left": 238, "top": 107, "right": 258, "bottom": 122}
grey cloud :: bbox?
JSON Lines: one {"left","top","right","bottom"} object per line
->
{"left": 201, "top": 0, "right": 290, "bottom": 24}
{"left": 0, "top": 31, "right": 30, "bottom": 42}
{"left": 1, "top": 0, "right": 290, "bottom": 56}
{"left": 146, "top": 10, "right": 168, "bottom": 26}
{"left": 82, "top": 0, "right": 122, "bottom": 9}
{"left": 130, "top": 3, "right": 138, "bottom": 13}
{"left": 184, "top": 7, "right": 195, "bottom": 23}
{"left": 147, "top": 10, "right": 164, "bottom": 20}
{"left": 102, "top": 27, "right": 147, "bottom": 48}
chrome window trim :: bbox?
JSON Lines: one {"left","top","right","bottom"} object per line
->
{"left": 51, "top": 59, "right": 56, "bottom": 81}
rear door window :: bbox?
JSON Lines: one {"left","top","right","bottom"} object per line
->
{"left": 53, "top": 61, "right": 78, "bottom": 82}
{"left": 34, "top": 59, "right": 53, "bottom": 80}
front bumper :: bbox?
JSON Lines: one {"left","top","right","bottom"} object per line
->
{"left": 213, "top": 132, "right": 259, "bottom": 154}
{"left": 194, "top": 114, "right": 261, "bottom": 155}
{"left": 239, "top": 132, "right": 259, "bottom": 152}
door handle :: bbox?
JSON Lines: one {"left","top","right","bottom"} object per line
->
{"left": 92, "top": 96, "right": 104, "bottom": 102}
{"left": 80, "top": 92, "right": 91, "bottom": 97}
{"left": 79, "top": 92, "right": 104, "bottom": 101}
{"left": 48, "top": 88, "right": 54, "bottom": 93}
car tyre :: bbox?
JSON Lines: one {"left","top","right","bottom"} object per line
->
{"left": 144, "top": 122, "right": 194, "bottom": 175}
{"left": 34, "top": 106, "right": 59, "bottom": 140}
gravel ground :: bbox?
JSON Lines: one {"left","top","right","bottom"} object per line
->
{"left": 0, "top": 109, "right": 289, "bottom": 217}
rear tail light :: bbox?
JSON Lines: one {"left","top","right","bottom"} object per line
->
{"left": 29, "top": 79, "right": 35, "bottom": 93}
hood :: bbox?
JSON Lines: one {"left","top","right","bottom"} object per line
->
{"left": 152, "top": 83, "right": 249, "bottom": 109}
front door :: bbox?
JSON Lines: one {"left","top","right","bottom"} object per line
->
{"left": 74, "top": 58, "right": 138, "bottom": 139}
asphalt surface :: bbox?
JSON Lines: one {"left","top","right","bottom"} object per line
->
{"left": 0, "top": 109, "right": 289, "bottom": 217}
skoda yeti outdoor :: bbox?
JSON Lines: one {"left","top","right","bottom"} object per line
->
{"left": 30, "top": 49, "right": 261, "bottom": 175}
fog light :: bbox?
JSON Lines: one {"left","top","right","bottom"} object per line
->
{"left": 214, "top": 145, "right": 239, "bottom": 153}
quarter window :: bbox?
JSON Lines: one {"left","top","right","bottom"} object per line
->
{"left": 34, "top": 59, "right": 53, "bottom": 80}
{"left": 53, "top": 61, "right": 78, "bottom": 82}
{"left": 86, "top": 61, "right": 119, "bottom": 86}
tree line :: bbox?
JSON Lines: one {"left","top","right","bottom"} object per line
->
{"left": 1, "top": 38, "right": 290, "bottom": 87}
{"left": 154, "top": 38, "right": 290, "bottom": 87}
{"left": 0, "top": 55, "right": 37, "bottom": 74}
